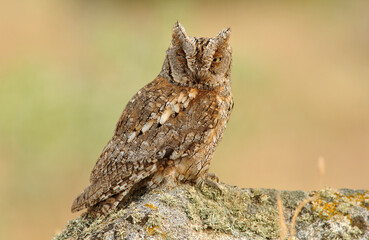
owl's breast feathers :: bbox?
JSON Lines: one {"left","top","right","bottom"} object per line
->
{"left": 71, "top": 76, "right": 232, "bottom": 212}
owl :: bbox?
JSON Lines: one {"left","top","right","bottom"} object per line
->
{"left": 71, "top": 22, "right": 234, "bottom": 215}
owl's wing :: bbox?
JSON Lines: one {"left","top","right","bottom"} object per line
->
{"left": 71, "top": 76, "right": 222, "bottom": 212}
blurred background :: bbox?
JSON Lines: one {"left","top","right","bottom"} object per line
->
{"left": 1, "top": 0, "right": 369, "bottom": 239}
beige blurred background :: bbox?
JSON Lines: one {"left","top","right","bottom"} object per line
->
{"left": 1, "top": 0, "right": 369, "bottom": 239}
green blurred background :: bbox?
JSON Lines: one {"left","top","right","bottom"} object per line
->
{"left": 1, "top": 0, "right": 369, "bottom": 239}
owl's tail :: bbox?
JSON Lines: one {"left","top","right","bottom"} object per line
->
{"left": 71, "top": 183, "right": 106, "bottom": 213}
{"left": 71, "top": 182, "right": 132, "bottom": 216}
{"left": 71, "top": 195, "right": 85, "bottom": 213}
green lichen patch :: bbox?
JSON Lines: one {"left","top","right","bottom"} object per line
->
{"left": 159, "top": 192, "right": 179, "bottom": 207}
{"left": 53, "top": 213, "right": 104, "bottom": 240}
{"left": 182, "top": 184, "right": 280, "bottom": 239}
{"left": 53, "top": 214, "right": 94, "bottom": 240}
{"left": 280, "top": 190, "right": 309, "bottom": 209}
{"left": 54, "top": 207, "right": 130, "bottom": 240}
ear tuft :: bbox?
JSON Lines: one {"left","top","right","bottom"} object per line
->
{"left": 173, "top": 21, "right": 183, "bottom": 31}
{"left": 171, "top": 21, "right": 195, "bottom": 56}
{"left": 216, "top": 27, "right": 231, "bottom": 44}
{"left": 172, "top": 21, "right": 188, "bottom": 42}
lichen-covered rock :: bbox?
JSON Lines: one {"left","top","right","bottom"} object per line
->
{"left": 54, "top": 183, "right": 369, "bottom": 240}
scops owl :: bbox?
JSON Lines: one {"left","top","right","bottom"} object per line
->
{"left": 71, "top": 22, "right": 234, "bottom": 215}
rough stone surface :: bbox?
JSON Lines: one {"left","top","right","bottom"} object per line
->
{"left": 54, "top": 183, "right": 369, "bottom": 240}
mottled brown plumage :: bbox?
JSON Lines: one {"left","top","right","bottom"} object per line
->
{"left": 71, "top": 22, "right": 233, "bottom": 215}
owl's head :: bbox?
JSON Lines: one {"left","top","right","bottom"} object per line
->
{"left": 161, "top": 22, "right": 232, "bottom": 90}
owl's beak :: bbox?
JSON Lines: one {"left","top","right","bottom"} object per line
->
{"left": 194, "top": 73, "right": 201, "bottom": 84}
{"left": 194, "top": 70, "right": 209, "bottom": 84}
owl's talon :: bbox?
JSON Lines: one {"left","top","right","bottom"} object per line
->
{"left": 205, "top": 178, "right": 223, "bottom": 194}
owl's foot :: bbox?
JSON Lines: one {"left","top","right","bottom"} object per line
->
{"left": 202, "top": 172, "right": 222, "bottom": 193}
{"left": 207, "top": 172, "right": 219, "bottom": 183}
{"left": 205, "top": 179, "right": 222, "bottom": 193}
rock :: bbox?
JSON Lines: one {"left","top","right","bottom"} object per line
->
{"left": 54, "top": 183, "right": 369, "bottom": 240}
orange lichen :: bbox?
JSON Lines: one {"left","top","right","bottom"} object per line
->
{"left": 312, "top": 197, "right": 341, "bottom": 220}
{"left": 151, "top": 189, "right": 166, "bottom": 194}
{"left": 145, "top": 203, "right": 158, "bottom": 211}
{"left": 346, "top": 191, "right": 369, "bottom": 211}
{"left": 146, "top": 225, "right": 166, "bottom": 238}
{"left": 146, "top": 225, "right": 159, "bottom": 235}
{"left": 312, "top": 190, "right": 369, "bottom": 223}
